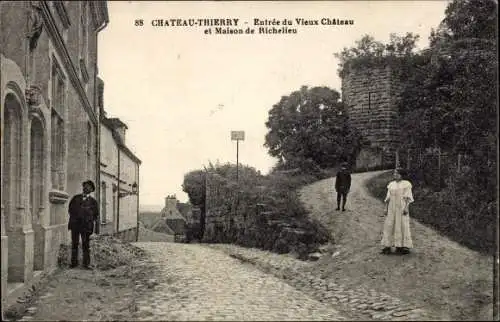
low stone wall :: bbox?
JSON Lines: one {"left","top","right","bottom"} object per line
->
{"left": 112, "top": 227, "right": 138, "bottom": 242}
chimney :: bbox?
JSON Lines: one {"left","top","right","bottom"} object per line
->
{"left": 115, "top": 127, "right": 126, "bottom": 143}
{"left": 165, "top": 195, "right": 177, "bottom": 209}
{"left": 108, "top": 118, "right": 128, "bottom": 143}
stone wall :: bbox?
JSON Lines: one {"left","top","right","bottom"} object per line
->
{"left": 201, "top": 172, "right": 329, "bottom": 258}
{"left": 112, "top": 227, "right": 138, "bottom": 242}
{"left": 202, "top": 173, "right": 246, "bottom": 243}
{"left": 341, "top": 63, "right": 402, "bottom": 169}
{"left": 1, "top": 2, "right": 108, "bottom": 318}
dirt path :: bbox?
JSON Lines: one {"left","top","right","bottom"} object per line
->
{"left": 7, "top": 229, "right": 165, "bottom": 321}
{"left": 299, "top": 170, "right": 494, "bottom": 321}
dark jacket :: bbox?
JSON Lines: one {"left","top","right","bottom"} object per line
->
{"left": 335, "top": 169, "right": 351, "bottom": 193}
{"left": 68, "top": 194, "right": 99, "bottom": 233}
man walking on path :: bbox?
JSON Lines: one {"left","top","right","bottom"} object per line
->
{"left": 68, "top": 180, "right": 99, "bottom": 269}
{"left": 335, "top": 162, "right": 351, "bottom": 211}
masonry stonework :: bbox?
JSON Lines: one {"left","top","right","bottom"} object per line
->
{"left": 1, "top": 1, "right": 109, "bottom": 318}
{"left": 341, "top": 64, "right": 402, "bottom": 169}
{"left": 201, "top": 172, "right": 326, "bottom": 258}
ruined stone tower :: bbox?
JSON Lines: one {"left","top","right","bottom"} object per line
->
{"left": 341, "top": 63, "right": 402, "bottom": 169}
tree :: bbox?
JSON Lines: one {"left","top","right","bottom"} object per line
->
{"left": 439, "top": 0, "right": 497, "bottom": 41}
{"left": 396, "top": 0, "right": 497, "bottom": 258}
{"left": 334, "top": 33, "right": 420, "bottom": 77}
{"left": 205, "top": 161, "right": 263, "bottom": 185}
{"left": 182, "top": 170, "right": 206, "bottom": 207}
{"left": 264, "top": 86, "right": 364, "bottom": 169}
{"left": 398, "top": 41, "right": 497, "bottom": 154}
{"left": 398, "top": 0, "right": 497, "bottom": 166}
{"left": 182, "top": 169, "right": 207, "bottom": 239}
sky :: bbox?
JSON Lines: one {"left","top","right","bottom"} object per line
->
{"left": 97, "top": 0, "right": 449, "bottom": 210}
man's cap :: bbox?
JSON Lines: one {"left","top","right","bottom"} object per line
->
{"left": 82, "top": 180, "right": 95, "bottom": 192}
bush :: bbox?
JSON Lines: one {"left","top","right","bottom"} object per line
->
{"left": 197, "top": 162, "right": 332, "bottom": 258}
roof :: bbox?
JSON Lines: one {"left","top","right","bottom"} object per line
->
{"left": 121, "top": 144, "right": 142, "bottom": 165}
{"left": 150, "top": 218, "right": 175, "bottom": 235}
{"left": 102, "top": 116, "right": 142, "bottom": 165}
{"left": 160, "top": 207, "right": 186, "bottom": 221}
{"left": 106, "top": 117, "right": 129, "bottom": 130}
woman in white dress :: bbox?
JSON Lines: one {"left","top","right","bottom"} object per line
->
{"left": 381, "top": 168, "right": 414, "bottom": 255}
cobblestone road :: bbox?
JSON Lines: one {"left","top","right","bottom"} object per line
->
{"left": 209, "top": 244, "right": 441, "bottom": 321}
{"left": 130, "top": 242, "right": 346, "bottom": 321}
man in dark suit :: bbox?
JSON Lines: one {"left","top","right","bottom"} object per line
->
{"left": 68, "top": 180, "right": 99, "bottom": 269}
{"left": 335, "top": 162, "right": 351, "bottom": 211}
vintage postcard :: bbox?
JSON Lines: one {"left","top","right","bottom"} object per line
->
{"left": 1, "top": 0, "right": 498, "bottom": 321}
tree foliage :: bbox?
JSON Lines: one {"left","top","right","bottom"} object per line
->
{"left": 334, "top": 33, "right": 421, "bottom": 77}
{"left": 181, "top": 161, "right": 331, "bottom": 254}
{"left": 181, "top": 162, "right": 263, "bottom": 207}
{"left": 182, "top": 169, "right": 206, "bottom": 207}
{"left": 264, "top": 86, "right": 364, "bottom": 170}
{"left": 333, "top": 0, "right": 497, "bottom": 252}
{"left": 398, "top": 0, "right": 497, "bottom": 190}
{"left": 398, "top": 0, "right": 497, "bottom": 252}
{"left": 205, "top": 161, "right": 263, "bottom": 185}
{"left": 431, "top": 0, "right": 498, "bottom": 44}
{"left": 182, "top": 168, "right": 211, "bottom": 240}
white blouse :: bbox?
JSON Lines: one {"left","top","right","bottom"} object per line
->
{"left": 384, "top": 180, "right": 414, "bottom": 204}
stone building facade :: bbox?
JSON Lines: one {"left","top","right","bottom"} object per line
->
{"left": 0, "top": 0, "right": 108, "bottom": 316}
{"left": 341, "top": 64, "right": 402, "bottom": 169}
{"left": 160, "top": 195, "right": 186, "bottom": 237}
{"left": 99, "top": 83, "right": 141, "bottom": 242}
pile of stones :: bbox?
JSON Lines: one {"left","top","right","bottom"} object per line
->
{"left": 57, "top": 235, "right": 147, "bottom": 270}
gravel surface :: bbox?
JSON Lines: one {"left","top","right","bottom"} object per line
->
{"left": 298, "top": 171, "right": 494, "bottom": 321}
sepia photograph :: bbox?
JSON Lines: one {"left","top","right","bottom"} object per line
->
{"left": 0, "top": 0, "right": 498, "bottom": 321}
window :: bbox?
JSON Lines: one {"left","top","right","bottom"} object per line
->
{"left": 112, "top": 184, "right": 117, "bottom": 228}
{"left": 101, "top": 182, "right": 107, "bottom": 224}
{"left": 79, "top": 2, "right": 89, "bottom": 84}
{"left": 53, "top": 1, "right": 70, "bottom": 38}
{"left": 80, "top": 3, "right": 88, "bottom": 61}
{"left": 51, "top": 59, "right": 66, "bottom": 190}
{"left": 86, "top": 122, "right": 93, "bottom": 176}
